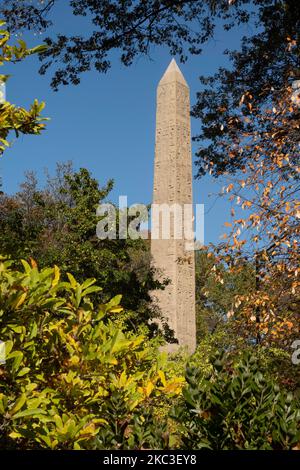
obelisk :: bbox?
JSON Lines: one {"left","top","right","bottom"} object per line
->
{"left": 151, "top": 59, "right": 196, "bottom": 352}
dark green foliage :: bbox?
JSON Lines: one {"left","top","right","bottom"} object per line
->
{"left": 96, "top": 401, "right": 170, "bottom": 450}
{"left": 195, "top": 250, "right": 255, "bottom": 341}
{"left": 0, "top": 165, "right": 167, "bottom": 338}
{"left": 172, "top": 351, "right": 300, "bottom": 449}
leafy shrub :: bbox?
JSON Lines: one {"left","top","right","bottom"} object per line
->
{"left": 172, "top": 351, "right": 300, "bottom": 449}
{"left": 0, "top": 257, "right": 183, "bottom": 449}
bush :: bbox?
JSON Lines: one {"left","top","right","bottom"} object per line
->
{"left": 0, "top": 257, "right": 183, "bottom": 449}
{"left": 172, "top": 351, "right": 300, "bottom": 449}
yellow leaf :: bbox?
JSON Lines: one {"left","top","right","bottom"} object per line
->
{"left": 107, "top": 357, "right": 118, "bottom": 365}
{"left": 158, "top": 370, "right": 167, "bottom": 387}
{"left": 13, "top": 292, "right": 27, "bottom": 309}
{"left": 29, "top": 257, "right": 38, "bottom": 269}
{"left": 109, "top": 307, "right": 123, "bottom": 314}
{"left": 79, "top": 423, "right": 97, "bottom": 437}
{"left": 145, "top": 381, "right": 155, "bottom": 397}
{"left": 52, "top": 265, "right": 60, "bottom": 287}
{"left": 10, "top": 393, "right": 26, "bottom": 415}
{"left": 67, "top": 272, "right": 77, "bottom": 288}
{"left": 9, "top": 431, "right": 22, "bottom": 439}
{"left": 129, "top": 399, "right": 140, "bottom": 411}
{"left": 69, "top": 355, "right": 80, "bottom": 366}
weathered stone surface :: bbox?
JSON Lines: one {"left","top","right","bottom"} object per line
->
{"left": 151, "top": 59, "right": 196, "bottom": 352}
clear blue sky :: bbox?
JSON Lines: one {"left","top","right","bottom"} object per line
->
{"left": 1, "top": 3, "right": 254, "bottom": 245}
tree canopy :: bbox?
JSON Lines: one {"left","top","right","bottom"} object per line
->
{"left": 0, "top": 164, "right": 172, "bottom": 339}
{"left": 1, "top": 1, "right": 299, "bottom": 178}
{"left": 1, "top": 0, "right": 300, "bottom": 451}
{"left": 192, "top": 0, "right": 300, "bottom": 176}
{"left": 1, "top": 1, "right": 252, "bottom": 90}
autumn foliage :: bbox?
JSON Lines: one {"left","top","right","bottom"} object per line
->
{"left": 208, "top": 56, "right": 300, "bottom": 348}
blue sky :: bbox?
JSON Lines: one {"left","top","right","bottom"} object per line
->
{"left": 1, "top": 3, "right": 254, "bottom": 245}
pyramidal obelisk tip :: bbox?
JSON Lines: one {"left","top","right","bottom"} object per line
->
{"left": 167, "top": 58, "right": 180, "bottom": 72}
{"left": 159, "top": 58, "right": 188, "bottom": 86}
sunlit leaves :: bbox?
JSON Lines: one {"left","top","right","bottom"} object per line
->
{"left": 0, "top": 258, "right": 182, "bottom": 449}
{"left": 0, "top": 21, "right": 47, "bottom": 155}
{"left": 207, "top": 74, "right": 300, "bottom": 346}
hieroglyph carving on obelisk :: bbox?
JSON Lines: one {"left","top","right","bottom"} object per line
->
{"left": 151, "top": 59, "right": 196, "bottom": 352}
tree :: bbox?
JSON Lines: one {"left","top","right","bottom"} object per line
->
{"left": 186, "top": 1, "right": 300, "bottom": 352}
{"left": 195, "top": 249, "right": 255, "bottom": 342}
{"left": 1, "top": 1, "right": 253, "bottom": 90}
{"left": 207, "top": 84, "right": 300, "bottom": 350}
{"left": 192, "top": 0, "right": 300, "bottom": 176}
{"left": 3, "top": 1, "right": 298, "bottom": 179}
{"left": 2, "top": 2, "right": 298, "bottom": 176}
{"left": 0, "top": 165, "right": 169, "bottom": 338}
{"left": 0, "top": 20, "right": 47, "bottom": 155}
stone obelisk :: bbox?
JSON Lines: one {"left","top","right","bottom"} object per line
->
{"left": 151, "top": 59, "right": 196, "bottom": 352}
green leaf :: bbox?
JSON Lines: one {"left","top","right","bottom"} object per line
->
{"left": 12, "top": 408, "right": 46, "bottom": 419}
{"left": 5, "top": 340, "right": 13, "bottom": 356}
{"left": 29, "top": 44, "right": 49, "bottom": 55}
{"left": 17, "top": 367, "right": 30, "bottom": 377}
{"left": 82, "top": 286, "right": 102, "bottom": 297}
{"left": 106, "top": 295, "right": 122, "bottom": 309}
{"left": 10, "top": 394, "right": 27, "bottom": 415}
{"left": 67, "top": 272, "right": 77, "bottom": 288}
